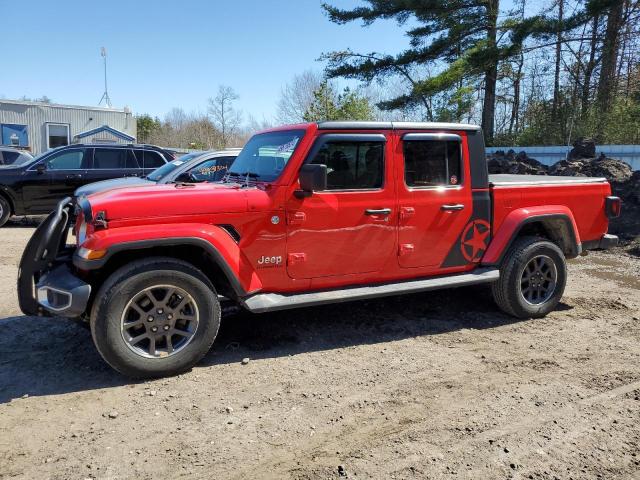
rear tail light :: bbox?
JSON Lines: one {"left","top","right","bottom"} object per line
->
{"left": 605, "top": 196, "right": 621, "bottom": 218}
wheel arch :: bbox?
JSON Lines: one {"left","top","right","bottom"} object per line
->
{"left": 75, "top": 227, "right": 261, "bottom": 303}
{"left": 482, "top": 206, "right": 581, "bottom": 265}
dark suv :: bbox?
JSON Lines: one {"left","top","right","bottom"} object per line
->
{"left": 0, "top": 143, "right": 174, "bottom": 226}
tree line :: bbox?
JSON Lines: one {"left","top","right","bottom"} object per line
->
{"left": 320, "top": 0, "right": 639, "bottom": 145}
{"left": 138, "top": 0, "right": 638, "bottom": 149}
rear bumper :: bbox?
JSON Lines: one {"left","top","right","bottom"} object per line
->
{"left": 35, "top": 264, "right": 91, "bottom": 317}
{"left": 583, "top": 234, "right": 619, "bottom": 251}
{"left": 597, "top": 234, "right": 619, "bottom": 250}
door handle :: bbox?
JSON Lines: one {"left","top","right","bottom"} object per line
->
{"left": 365, "top": 208, "right": 392, "bottom": 215}
{"left": 441, "top": 204, "right": 465, "bottom": 211}
{"left": 66, "top": 174, "right": 82, "bottom": 180}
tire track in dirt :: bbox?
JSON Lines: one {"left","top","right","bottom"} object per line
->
{"left": 230, "top": 346, "right": 640, "bottom": 480}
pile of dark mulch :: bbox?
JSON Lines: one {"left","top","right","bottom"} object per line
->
{"left": 548, "top": 153, "right": 633, "bottom": 184}
{"left": 487, "top": 149, "right": 548, "bottom": 175}
{"left": 486, "top": 138, "right": 639, "bottom": 240}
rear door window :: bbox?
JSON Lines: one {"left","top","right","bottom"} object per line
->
{"left": 93, "top": 148, "right": 128, "bottom": 169}
{"left": 403, "top": 139, "right": 462, "bottom": 187}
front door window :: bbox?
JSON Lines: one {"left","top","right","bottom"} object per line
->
{"left": 310, "top": 141, "right": 384, "bottom": 190}
{"left": 44, "top": 149, "right": 87, "bottom": 170}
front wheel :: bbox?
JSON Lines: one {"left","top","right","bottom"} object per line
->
{"left": 492, "top": 236, "right": 567, "bottom": 319}
{"left": 0, "top": 196, "right": 11, "bottom": 227}
{"left": 90, "top": 257, "right": 221, "bottom": 378}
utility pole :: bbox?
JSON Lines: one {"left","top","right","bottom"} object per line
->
{"left": 98, "top": 47, "right": 113, "bottom": 108}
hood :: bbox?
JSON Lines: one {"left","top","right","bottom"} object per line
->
{"left": 75, "top": 177, "right": 154, "bottom": 198}
{"left": 0, "top": 164, "right": 24, "bottom": 174}
{"left": 86, "top": 182, "right": 258, "bottom": 221}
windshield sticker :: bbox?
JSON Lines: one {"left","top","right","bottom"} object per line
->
{"left": 197, "top": 165, "right": 228, "bottom": 175}
{"left": 276, "top": 138, "right": 299, "bottom": 154}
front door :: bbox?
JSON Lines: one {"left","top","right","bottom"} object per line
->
{"left": 396, "top": 133, "right": 473, "bottom": 268}
{"left": 22, "top": 147, "right": 90, "bottom": 213}
{"left": 286, "top": 133, "right": 396, "bottom": 280}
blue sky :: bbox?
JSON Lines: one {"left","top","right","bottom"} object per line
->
{"left": 0, "top": 0, "right": 413, "bottom": 121}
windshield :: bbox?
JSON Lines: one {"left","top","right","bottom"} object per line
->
{"left": 14, "top": 153, "right": 34, "bottom": 166}
{"left": 227, "top": 130, "right": 305, "bottom": 182}
{"left": 146, "top": 153, "right": 203, "bottom": 181}
{"left": 20, "top": 149, "right": 52, "bottom": 166}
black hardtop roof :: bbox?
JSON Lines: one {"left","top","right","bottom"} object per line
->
{"left": 317, "top": 121, "right": 481, "bottom": 132}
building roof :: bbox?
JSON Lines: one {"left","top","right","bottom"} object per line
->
{"left": 0, "top": 98, "right": 131, "bottom": 114}
{"left": 74, "top": 125, "right": 136, "bottom": 141}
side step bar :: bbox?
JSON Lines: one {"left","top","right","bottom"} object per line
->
{"left": 243, "top": 267, "right": 500, "bottom": 313}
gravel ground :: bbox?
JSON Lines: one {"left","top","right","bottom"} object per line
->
{"left": 0, "top": 224, "right": 639, "bottom": 480}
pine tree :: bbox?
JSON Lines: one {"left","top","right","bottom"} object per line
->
{"left": 303, "top": 81, "right": 339, "bottom": 121}
{"left": 303, "top": 81, "right": 374, "bottom": 121}
{"left": 337, "top": 87, "right": 375, "bottom": 121}
{"left": 321, "top": 0, "right": 618, "bottom": 141}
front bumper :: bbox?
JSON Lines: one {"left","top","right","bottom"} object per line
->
{"left": 35, "top": 264, "right": 91, "bottom": 317}
{"left": 17, "top": 197, "right": 91, "bottom": 318}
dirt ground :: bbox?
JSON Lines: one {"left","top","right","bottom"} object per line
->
{"left": 0, "top": 222, "right": 639, "bottom": 480}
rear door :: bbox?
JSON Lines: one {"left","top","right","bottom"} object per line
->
{"left": 396, "top": 132, "right": 473, "bottom": 268}
{"left": 285, "top": 133, "right": 396, "bottom": 279}
{"left": 90, "top": 147, "right": 140, "bottom": 183}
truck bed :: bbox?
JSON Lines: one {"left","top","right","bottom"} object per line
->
{"left": 489, "top": 174, "right": 607, "bottom": 186}
{"left": 489, "top": 174, "right": 612, "bottom": 247}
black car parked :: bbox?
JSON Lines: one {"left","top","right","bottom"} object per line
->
{"left": 74, "top": 149, "right": 240, "bottom": 198}
{"left": 0, "top": 143, "right": 174, "bottom": 227}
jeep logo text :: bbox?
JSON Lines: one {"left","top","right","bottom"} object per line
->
{"left": 257, "top": 255, "right": 282, "bottom": 268}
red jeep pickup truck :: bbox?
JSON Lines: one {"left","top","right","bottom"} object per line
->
{"left": 18, "top": 122, "right": 620, "bottom": 378}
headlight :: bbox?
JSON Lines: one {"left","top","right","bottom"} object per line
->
{"left": 77, "top": 247, "right": 107, "bottom": 260}
{"left": 77, "top": 218, "right": 87, "bottom": 245}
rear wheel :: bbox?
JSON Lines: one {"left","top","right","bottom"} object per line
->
{"left": 0, "top": 196, "right": 11, "bottom": 227}
{"left": 90, "top": 257, "right": 221, "bottom": 378}
{"left": 492, "top": 236, "right": 567, "bottom": 319}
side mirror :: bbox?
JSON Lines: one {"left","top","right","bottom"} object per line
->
{"left": 175, "top": 172, "right": 195, "bottom": 183}
{"left": 296, "top": 164, "right": 327, "bottom": 198}
{"left": 36, "top": 163, "right": 46, "bottom": 174}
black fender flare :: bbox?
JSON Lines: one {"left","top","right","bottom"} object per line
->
{"left": 73, "top": 237, "right": 247, "bottom": 298}
{"left": 483, "top": 213, "right": 581, "bottom": 266}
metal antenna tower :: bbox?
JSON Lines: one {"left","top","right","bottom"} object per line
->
{"left": 98, "top": 47, "right": 113, "bottom": 108}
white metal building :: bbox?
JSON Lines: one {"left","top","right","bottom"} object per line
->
{"left": 0, "top": 99, "right": 137, "bottom": 155}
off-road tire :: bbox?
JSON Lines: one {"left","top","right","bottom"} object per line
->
{"left": 90, "top": 257, "right": 221, "bottom": 378}
{"left": 491, "top": 236, "right": 567, "bottom": 319}
{"left": 0, "top": 196, "right": 11, "bottom": 227}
